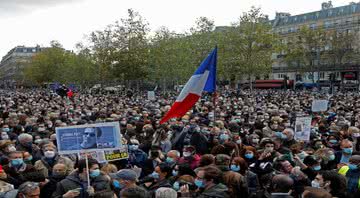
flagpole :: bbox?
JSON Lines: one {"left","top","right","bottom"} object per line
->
{"left": 212, "top": 91, "right": 217, "bottom": 124}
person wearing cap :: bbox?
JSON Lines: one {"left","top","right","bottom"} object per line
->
{"left": 178, "top": 146, "right": 201, "bottom": 170}
{"left": 110, "top": 169, "right": 147, "bottom": 197}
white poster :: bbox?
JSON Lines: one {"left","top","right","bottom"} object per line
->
{"left": 294, "top": 117, "right": 312, "bottom": 141}
{"left": 147, "top": 91, "right": 156, "bottom": 101}
{"left": 311, "top": 100, "right": 329, "bottom": 112}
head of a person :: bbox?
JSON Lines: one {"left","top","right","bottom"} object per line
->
{"left": 43, "top": 144, "right": 57, "bottom": 159}
{"left": 173, "top": 175, "right": 195, "bottom": 192}
{"left": 8, "top": 151, "right": 24, "bottom": 167}
{"left": 128, "top": 139, "right": 140, "bottom": 151}
{"left": 313, "top": 170, "right": 347, "bottom": 193}
{"left": 223, "top": 171, "right": 243, "bottom": 196}
{"left": 199, "top": 154, "right": 215, "bottom": 167}
{"left": 101, "top": 163, "right": 118, "bottom": 175}
{"left": 243, "top": 146, "right": 257, "bottom": 160}
{"left": 18, "top": 182, "right": 40, "bottom": 198}
{"left": 304, "top": 155, "right": 322, "bottom": 171}
{"left": 52, "top": 163, "right": 68, "bottom": 179}
{"left": 340, "top": 139, "right": 353, "bottom": 155}
{"left": 18, "top": 133, "right": 33, "bottom": 147}
{"left": 155, "top": 187, "right": 177, "bottom": 198}
{"left": 283, "top": 128, "right": 294, "bottom": 140}
{"left": 82, "top": 127, "right": 101, "bottom": 149}
{"left": 0, "top": 140, "right": 15, "bottom": 153}
{"left": 77, "top": 158, "right": 100, "bottom": 178}
{"left": 182, "top": 145, "right": 196, "bottom": 158}
{"left": 195, "top": 166, "right": 222, "bottom": 189}
{"left": 314, "top": 148, "right": 335, "bottom": 163}
{"left": 231, "top": 157, "right": 248, "bottom": 174}
{"left": 271, "top": 174, "right": 294, "bottom": 193}
{"left": 110, "top": 169, "right": 137, "bottom": 189}
{"left": 348, "top": 155, "right": 360, "bottom": 170}
{"left": 302, "top": 187, "right": 332, "bottom": 198}
{"left": 274, "top": 159, "right": 293, "bottom": 174}
{"left": 120, "top": 187, "right": 147, "bottom": 198}
{"left": 166, "top": 150, "right": 180, "bottom": 164}
{"left": 153, "top": 163, "right": 172, "bottom": 181}
{"left": 215, "top": 154, "right": 231, "bottom": 170}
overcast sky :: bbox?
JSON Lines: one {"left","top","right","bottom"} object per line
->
{"left": 0, "top": 0, "right": 357, "bottom": 57}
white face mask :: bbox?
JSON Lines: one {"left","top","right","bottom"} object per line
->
{"left": 8, "top": 146, "right": 16, "bottom": 152}
{"left": 183, "top": 152, "right": 191, "bottom": 157}
{"left": 44, "top": 151, "right": 56, "bottom": 158}
{"left": 311, "top": 180, "right": 320, "bottom": 188}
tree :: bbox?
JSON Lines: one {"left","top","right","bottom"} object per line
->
{"left": 285, "top": 26, "right": 325, "bottom": 82}
{"left": 112, "top": 9, "right": 150, "bottom": 88}
{"left": 222, "top": 7, "right": 278, "bottom": 89}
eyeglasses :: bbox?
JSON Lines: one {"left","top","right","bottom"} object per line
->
{"left": 84, "top": 132, "right": 96, "bottom": 137}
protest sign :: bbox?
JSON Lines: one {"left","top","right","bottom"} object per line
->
{"left": 78, "top": 146, "right": 129, "bottom": 163}
{"left": 147, "top": 91, "right": 155, "bottom": 101}
{"left": 56, "top": 122, "right": 122, "bottom": 154}
{"left": 311, "top": 100, "right": 329, "bottom": 112}
{"left": 294, "top": 117, "right": 312, "bottom": 141}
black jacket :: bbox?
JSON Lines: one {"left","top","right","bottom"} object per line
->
{"left": 52, "top": 171, "right": 112, "bottom": 198}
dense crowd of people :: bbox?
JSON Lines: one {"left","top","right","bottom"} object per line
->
{"left": 0, "top": 88, "right": 359, "bottom": 198}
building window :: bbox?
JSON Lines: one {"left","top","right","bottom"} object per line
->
{"left": 278, "top": 74, "right": 286, "bottom": 79}
{"left": 335, "top": 72, "right": 340, "bottom": 79}
{"left": 23, "top": 49, "right": 27, "bottom": 53}
{"left": 319, "top": 72, "right": 325, "bottom": 79}
{"left": 32, "top": 49, "right": 36, "bottom": 52}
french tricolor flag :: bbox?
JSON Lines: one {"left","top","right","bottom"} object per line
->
{"left": 160, "top": 47, "right": 217, "bottom": 124}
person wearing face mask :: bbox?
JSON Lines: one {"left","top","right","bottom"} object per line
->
{"left": 53, "top": 158, "right": 112, "bottom": 198}
{"left": 242, "top": 146, "right": 257, "bottom": 165}
{"left": 128, "top": 139, "right": 148, "bottom": 170}
{"left": 181, "top": 166, "right": 230, "bottom": 198}
{"left": 338, "top": 155, "right": 360, "bottom": 195}
{"left": 0, "top": 140, "right": 17, "bottom": 165}
{"left": 294, "top": 155, "right": 322, "bottom": 181}
{"left": 40, "top": 163, "right": 69, "bottom": 198}
{"left": 142, "top": 146, "right": 164, "bottom": 177}
{"left": 34, "top": 144, "right": 73, "bottom": 178}
{"left": 165, "top": 150, "right": 180, "bottom": 168}
{"left": 178, "top": 145, "right": 201, "bottom": 170}
{"left": 247, "top": 134, "right": 260, "bottom": 148}
{"left": 3, "top": 151, "right": 37, "bottom": 188}
{"left": 172, "top": 121, "right": 208, "bottom": 155}
{"left": 16, "top": 133, "right": 42, "bottom": 161}
{"left": 335, "top": 139, "right": 354, "bottom": 165}
{"left": 314, "top": 148, "right": 337, "bottom": 170}
{"left": 141, "top": 163, "right": 172, "bottom": 196}
{"left": 110, "top": 169, "right": 147, "bottom": 198}
{"left": 311, "top": 170, "right": 348, "bottom": 198}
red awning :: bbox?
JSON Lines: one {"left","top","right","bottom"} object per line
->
{"left": 254, "top": 83, "right": 283, "bottom": 88}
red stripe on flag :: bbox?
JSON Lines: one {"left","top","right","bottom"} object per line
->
{"left": 159, "top": 93, "right": 200, "bottom": 124}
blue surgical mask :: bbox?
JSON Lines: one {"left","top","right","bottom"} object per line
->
{"left": 173, "top": 181, "right": 180, "bottom": 191}
{"left": 166, "top": 157, "right": 174, "bottom": 163}
{"left": 194, "top": 179, "right": 204, "bottom": 188}
{"left": 329, "top": 154, "right": 335, "bottom": 161}
{"left": 151, "top": 172, "right": 160, "bottom": 179}
{"left": 329, "top": 139, "right": 338, "bottom": 144}
{"left": 113, "top": 180, "right": 121, "bottom": 189}
{"left": 172, "top": 170, "right": 178, "bottom": 176}
{"left": 312, "top": 165, "right": 321, "bottom": 171}
{"left": 348, "top": 164, "right": 358, "bottom": 170}
{"left": 220, "top": 134, "right": 229, "bottom": 140}
{"left": 89, "top": 169, "right": 100, "bottom": 178}
{"left": 245, "top": 153, "right": 254, "bottom": 159}
{"left": 343, "top": 148, "right": 353, "bottom": 154}
{"left": 11, "top": 159, "right": 24, "bottom": 167}
{"left": 230, "top": 165, "right": 240, "bottom": 172}
{"left": 129, "top": 145, "right": 139, "bottom": 151}
{"left": 24, "top": 156, "right": 33, "bottom": 162}
{"left": 236, "top": 139, "right": 242, "bottom": 144}
{"left": 2, "top": 128, "right": 10, "bottom": 132}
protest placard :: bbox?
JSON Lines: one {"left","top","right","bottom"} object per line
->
{"left": 311, "top": 100, "right": 329, "bottom": 112}
{"left": 294, "top": 117, "right": 312, "bottom": 141}
{"left": 147, "top": 91, "right": 155, "bottom": 101}
{"left": 78, "top": 146, "right": 129, "bottom": 163}
{"left": 56, "top": 122, "right": 122, "bottom": 154}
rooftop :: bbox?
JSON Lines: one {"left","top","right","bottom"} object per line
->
{"left": 271, "top": 2, "right": 360, "bottom": 27}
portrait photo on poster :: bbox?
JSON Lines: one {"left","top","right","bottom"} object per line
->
{"left": 55, "top": 122, "right": 122, "bottom": 154}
